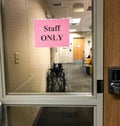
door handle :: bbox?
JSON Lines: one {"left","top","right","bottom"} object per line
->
{"left": 108, "top": 67, "right": 120, "bottom": 95}
{"left": 110, "top": 82, "right": 120, "bottom": 94}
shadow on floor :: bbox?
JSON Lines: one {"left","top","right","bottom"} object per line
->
{"left": 35, "top": 107, "right": 93, "bottom": 126}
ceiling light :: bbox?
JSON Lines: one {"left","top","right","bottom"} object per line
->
{"left": 70, "top": 29, "right": 77, "bottom": 32}
{"left": 73, "top": 3, "right": 84, "bottom": 12}
{"left": 70, "top": 18, "right": 81, "bottom": 25}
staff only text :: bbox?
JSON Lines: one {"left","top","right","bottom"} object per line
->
{"left": 40, "top": 25, "right": 63, "bottom": 41}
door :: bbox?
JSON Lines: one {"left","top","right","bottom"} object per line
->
{"left": 104, "top": 0, "right": 120, "bottom": 126}
{"left": 73, "top": 38, "right": 84, "bottom": 63}
{"left": 0, "top": 0, "right": 103, "bottom": 126}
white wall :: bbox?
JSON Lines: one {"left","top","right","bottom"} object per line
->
{"left": 57, "top": 32, "right": 92, "bottom": 63}
{"left": 84, "top": 33, "right": 92, "bottom": 58}
{"left": 4, "top": 0, "right": 50, "bottom": 93}
{"left": 3, "top": 0, "right": 51, "bottom": 125}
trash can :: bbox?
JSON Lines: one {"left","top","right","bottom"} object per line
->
{"left": 86, "top": 66, "right": 90, "bottom": 75}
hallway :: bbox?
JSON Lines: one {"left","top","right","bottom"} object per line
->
{"left": 49, "top": 63, "right": 92, "bottom": 93}
{"left": 35, "top": 63, "right": 93, "bottom": 126}
{"left": 63, "top": 63, "right": 92, "bottom": 93}
{"left": 0, "top": 1, "right": 104, "bottom": 126}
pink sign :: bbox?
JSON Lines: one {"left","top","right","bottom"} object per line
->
{"left": 34, "top": 19, "right": 69, "bottom": 47}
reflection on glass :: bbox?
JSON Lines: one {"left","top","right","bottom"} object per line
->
{"left": 3, "top": 0, "right": 93, "bottom": 94}
{"left": 8, "top": 106, "right": 93, "bottom": 126}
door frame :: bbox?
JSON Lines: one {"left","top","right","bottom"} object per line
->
{"left": 0, "top": 0, "right": 103, "bottom": 126}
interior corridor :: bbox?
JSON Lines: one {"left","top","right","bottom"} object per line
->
{"left": 46, "top": 63, "right": 92, "bottom": 93}
{"left": 34, "top": 63, "right": 92, "bottom": 125}
{"left": 63, "top": 63, "right": 92, "bottom": 92}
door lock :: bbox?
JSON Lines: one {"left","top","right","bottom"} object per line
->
{"left": 108, "top": 67, "right": 120, "bottom": 95}
{"left": 110, "top": 82, "right": 120, "bottom": 94}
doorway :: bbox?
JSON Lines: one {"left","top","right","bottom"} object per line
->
{"left": 2, "top": 0, "right": 93, "bottom": 94}
{"left": 73, "top": 38, "right": 84, "bottom": 63}
{"left": 0, "top": 0, "right": 103, "bottom": 126}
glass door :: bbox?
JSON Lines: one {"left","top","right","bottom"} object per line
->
{"left": 0, "top": 0, "right": 103, "bottom": 126}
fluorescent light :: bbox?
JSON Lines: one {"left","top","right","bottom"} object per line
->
{"left": 73, "top": 8, "right": 84, "bottom": 12}
{"left": 70, "top": 29, "right": 77, "bottom": 32}
{"left": 70, "top": 18, "right": 81, "bottom": 25}
{"left": 73, "top": 3, "right": 84, "bottom": 12}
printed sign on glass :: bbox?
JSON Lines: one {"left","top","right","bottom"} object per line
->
{"left": 34, "top": 19, "right": 69, "bottom": 47}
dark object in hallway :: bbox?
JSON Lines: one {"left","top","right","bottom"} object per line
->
{"left": 35, "top": 107, "right": 93, "bottom": 126}
{"left": 47, "top": 63, "right": 66, "bottom": 92}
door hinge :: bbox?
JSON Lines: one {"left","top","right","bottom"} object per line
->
{"left": 0, "top": 102, "right": 2, "bottom": 121}
{"left": 97, "top": 80, "right": 104, "bottom": 93}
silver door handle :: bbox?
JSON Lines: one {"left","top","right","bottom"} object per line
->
{"left": 110, "top": 82, "right": 120, "bottom": 94}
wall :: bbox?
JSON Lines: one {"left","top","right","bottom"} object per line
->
{"left": 58, "top": 32, "right": 92, "bottom": 63}
{"left": 8, "top": 106, "right": 40, "bottom": 126}
{"left": 3, "top": 0, "right": 50, "bottom": 125}
{"left": 3, "top": 0, "right": 31, "bottom": 93}
{"left": 3, "top": 0, "right": 50, "bottom": 93}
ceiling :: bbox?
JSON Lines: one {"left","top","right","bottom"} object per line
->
{"left": 45, "top": 0, "right": 92, "bottom": 32}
